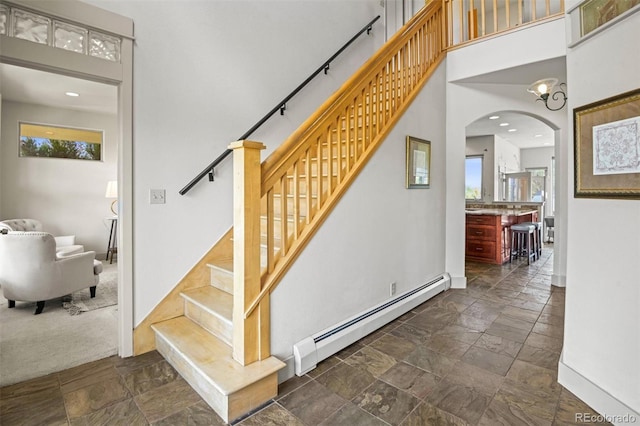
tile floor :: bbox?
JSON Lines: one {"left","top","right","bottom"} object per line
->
{"left": 0, "top": 247, "right": 610, "bottom": 425}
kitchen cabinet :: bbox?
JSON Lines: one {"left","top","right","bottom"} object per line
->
{"left": 466, "top": 210, "right": 538, "bottom": 264}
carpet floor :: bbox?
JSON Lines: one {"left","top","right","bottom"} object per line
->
{"left": 0, "top": 262, "right": 118, "bottom": 387}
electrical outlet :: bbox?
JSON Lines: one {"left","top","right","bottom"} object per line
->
{"left": 150, "top": 189, "right": 166, "bottom": 204}
{"left": 390, "top": 282, "right": 396, "bottom": 296}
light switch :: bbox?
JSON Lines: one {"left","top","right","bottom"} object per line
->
{"left": 150, "top": 189, "right": 166, "bottom": 204}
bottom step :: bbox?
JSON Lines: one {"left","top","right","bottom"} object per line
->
{"left": 152, "top": 316, "right": 285, "bottom": 423}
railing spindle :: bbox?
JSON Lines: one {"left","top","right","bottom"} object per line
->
{"left": 280, "top": 175, "right": 288, "bottom": 256}
{"left": 266, "top": 189, "right": 275, "bottom": 273}
{"left": 518, "top": 0, "right": 523, "bottom": 25}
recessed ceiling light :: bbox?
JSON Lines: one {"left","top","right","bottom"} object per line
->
{"left": 489, "top": 115, "right": 499, "bottom": 120}
{"left": 508, "top": 128, "right": 517, "bottom": 132}
{"left": 534, "top": 134, "right": 543, "bottom": 137}
{"left": 499, "top": 122, "right": 509, "bottom": 127}
{"left": 544, "top": 142, "right": 552, "bottom": 146}
{"left": 65, "top": 92, "right": 79, "bottom": 97}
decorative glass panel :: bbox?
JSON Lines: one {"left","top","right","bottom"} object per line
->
{"left": 12, "top": 9, "right": 50, "bottom": 44}
{"left": 0, "top": 4, "right": 9, "bottom": 36}
{"left": 54, "top": 20, "right": 87, "bottom": 53}
{"left": 89, "top": 31, "right": 120, "bottom": 62}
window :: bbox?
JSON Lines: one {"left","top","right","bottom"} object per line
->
{"left": 465, "top": 155, "right": 483, "bottom": 200}
{"left": 19, "top": 122, "right": 103, "bottom": 161}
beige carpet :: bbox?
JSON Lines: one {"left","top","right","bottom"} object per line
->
{"left": 0, "top": 262, "right": 119, "bottom": 387}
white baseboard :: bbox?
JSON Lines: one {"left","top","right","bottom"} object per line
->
{"left": 558, "top": 353, "right": 640, "bottom": 425}
{"left": 552, "top": 274, "right": 566, "bottom": 287}
{"left": 450, "top": 276, "right": 467, "bottom": 289}
{"left": 277, "top": 356, "right": 295, "bottom": 384}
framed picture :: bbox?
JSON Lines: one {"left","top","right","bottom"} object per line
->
{"left": 406, "top": 136, "right": 431, "bottom": 188}
{"left": 19, "top": 122, "right": 103, "bottom": 161}
{"left": 574, "top": 88, "right": 640, "bottom": 199}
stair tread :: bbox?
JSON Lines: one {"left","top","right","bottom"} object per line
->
{"left": 181, "top": 286, "right": 232, "bottom": 322}
{"left": 152, "top": 317, "right": 284, "bottom": 396}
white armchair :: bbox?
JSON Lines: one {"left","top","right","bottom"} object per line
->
{"left": 0, "top": 231, "right": 102, "bottom": 314}
{"left": 0, "top": 219, "right": 84, "bottom": 257}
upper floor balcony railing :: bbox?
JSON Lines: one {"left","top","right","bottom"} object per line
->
{"left": 443, "top": 0, "right": 565, "bottom": 48}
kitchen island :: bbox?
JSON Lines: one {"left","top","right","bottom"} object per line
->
{"left": 465, "top": 204, "right": 539, "bottom": 264}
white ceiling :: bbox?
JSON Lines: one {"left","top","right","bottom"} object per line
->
{"left": 466, "top": 111, "right": 555, "bottom": 149}
{"left": 464, "top": 57, "right": 566, "bottom": 149}
{"left": 0, "top": 63, "right": 117, "bottom": 115}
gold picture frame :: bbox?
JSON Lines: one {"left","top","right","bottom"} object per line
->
{"left": 574, "top": 88, "right": 640, "bottom": 199}
{"left": 406, "top": 136, "right": 431, "bottom": 189}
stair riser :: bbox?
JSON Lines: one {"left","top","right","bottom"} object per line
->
{"left": 155, "top": 332, "right": 231, "bottom": 422}
{"left": 228, "top": 374, "right": 278, "bottom": 422}
{"left": 210, "top": 267, "right": 233, "bottom": 294}
{"left": 184, "top": 300, "right": 232, "bottom": 346}
{"left": 154, "top": 327, "right": 281, "bottom": 423}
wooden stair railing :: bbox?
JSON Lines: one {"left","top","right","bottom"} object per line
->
{"left": 233, "top": 1, "right": 445, "bottom": 362}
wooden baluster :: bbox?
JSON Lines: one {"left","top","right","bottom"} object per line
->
{"left": 493, "top": 0, "right": 498, "bottom": 33}
{"left": 305, "top": 148, "right": 312, "bottom": 224}
{"left": 280, "top": 174, "right": 288, "bottom": 256}
{"left": 292, "top": 161, "right": 300, "bottom": 238}
{"left": 458, "top": 0, "right": 464, "bottom": 42}
{"left": 531, "top": 0, "right": 536, "bottom": 21}
{"left": 518, "top": 0, "right": 523, "bottom": 25}
{"left": 505, "top": 0, "right": 510, "bottom": 30}
{"left": 545, "top": 0, "right": 550, "bottom": 17}
{"left": 327, "top": 124, "right": 333, "bottom": 194}
{"left": 266, "top": 189, "right": 275, "bottom": 273}
{"left": 229, "top": 140, "right": 265, "bottom": 366}
{"left": 316, "top": 136, "right": 323, "bottom": 209}
{"left": 480, "top": 0, "right": 485, "bottom": 36}
{"left": 345, "top": 106, "right": 350, "bottom": 170}
{"left": 366, "top": 82, "right": 373, "bottom": 147}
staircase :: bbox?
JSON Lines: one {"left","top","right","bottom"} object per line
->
{"left": 136, "top": 2, "right": 445, "bottom": 424}
{"left": 150, "top": 237, "right": 284, "bottom": 422}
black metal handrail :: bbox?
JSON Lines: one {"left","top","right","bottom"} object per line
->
{"left": 179, "top": 15, "right": 381, "bottom": 195}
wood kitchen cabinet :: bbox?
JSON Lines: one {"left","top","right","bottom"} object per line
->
{"left": 466, "top": 211, "right": 538, "bottom": 264}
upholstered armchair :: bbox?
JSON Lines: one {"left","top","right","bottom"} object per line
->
{"left": 0, "top": 231, "right": 103, "bottom": 314}
{"left": 0, "top": 219, "right": 84, "bottom": 257}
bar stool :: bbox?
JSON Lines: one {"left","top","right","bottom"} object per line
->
{"left": 520, "top": 221, "right": 542, "bottom": 260}
{"left": 510, "top": 223, "right": 536, "bottom": 265}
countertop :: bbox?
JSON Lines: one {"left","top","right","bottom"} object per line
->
{"left": 465, "top": 208, "right": 538, "bottom": 216}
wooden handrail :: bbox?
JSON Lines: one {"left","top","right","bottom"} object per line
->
{"left": 245, "top": 1, "right": 445, "bottom": 319}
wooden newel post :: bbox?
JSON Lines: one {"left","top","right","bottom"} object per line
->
{"left": 229, "top": 140, "right": 266, "bottom": 366}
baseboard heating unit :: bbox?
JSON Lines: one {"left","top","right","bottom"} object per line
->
{"left": 293, "top": 273, "right": 451, "bottom": 376}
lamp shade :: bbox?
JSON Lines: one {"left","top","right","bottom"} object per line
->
{"left": 527, "top": 78, "right": 558, "bottom": 97}
{"left": 105, "top": 180, "right": 118, "bottom": 198}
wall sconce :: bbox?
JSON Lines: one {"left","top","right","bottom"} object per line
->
{"left": 527, "top": 78, "right": 567, "bottom": 111}
{"left": 105, "top": 180, "right": 118, "bottom": 216}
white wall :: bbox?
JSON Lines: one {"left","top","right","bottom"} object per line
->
{"left": 0, "top": 101, "right": 118, "bottom": 254}
{"left": 560, "top": 3, "right": 640, "bottom": 416}
{"left": 85, "top": 0, "right": 385, "bottom": 324}
{"left": 271, "top": 62, "right": 447, "bottom": 361}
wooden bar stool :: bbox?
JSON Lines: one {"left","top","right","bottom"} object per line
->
{"left": 510, "top": 223, "right": 536, "bottom": 265}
